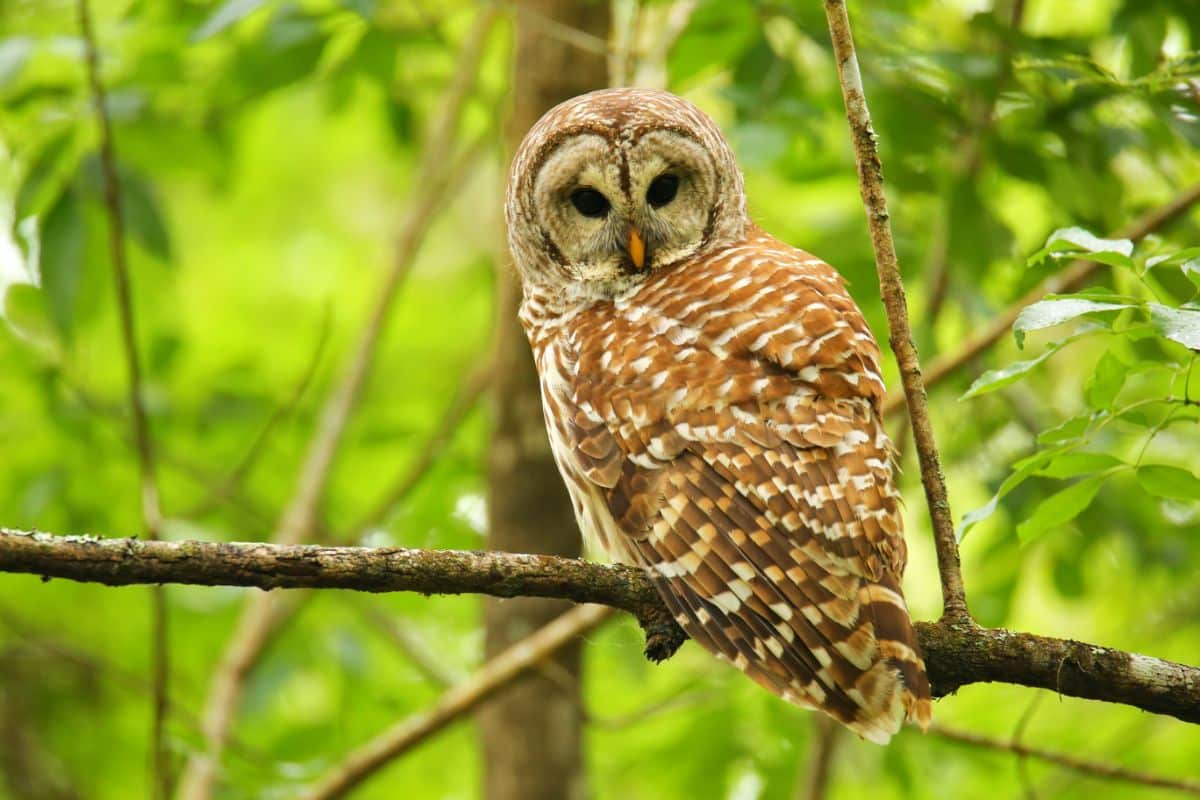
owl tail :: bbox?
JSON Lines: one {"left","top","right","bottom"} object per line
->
{"left": 839, "top": 578, "right": 932, "bottom": 744}
{"left": 714, "top": 573, "right": 932, "bottom": 746}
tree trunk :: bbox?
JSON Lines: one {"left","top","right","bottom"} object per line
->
{"left": 481, "top": 3, "right": 609, "bottom": 800}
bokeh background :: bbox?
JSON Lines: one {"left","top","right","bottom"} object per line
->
{"left": 2, "top": 0, "right": 1200, "bottom": 798}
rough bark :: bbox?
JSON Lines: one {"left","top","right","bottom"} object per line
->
{"left": 3, "top": 529, "right": 1197, "bottom": 725}
{"left": 483, "top": 4, "right": 610, "bottom": 799}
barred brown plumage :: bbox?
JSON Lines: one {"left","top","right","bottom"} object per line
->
{"left": 506, "top": 87, "right": 932, "bottom": 743}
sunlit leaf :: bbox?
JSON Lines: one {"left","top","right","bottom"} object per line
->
{"left": 1147, "top": 304, "right": 1200, "bottom": 351}
{"left": 2, "top": 283, "right": 56, "bottom": 344}
{"left": 961, "top": 349, "right": 1058, "bottom": 399}
{"left": 193, "top": 0, "right": 272, "bottom": 41}
{"left": 1145, "top": 246, "right": 1200, "bottom": 270}
{"left": 962, "top": 330, "right": 1094, "bottom": 399}
{"left": 1016, "top": 475, "right": 1105, "bottom": 543}
{"left": 1027, "top": 226, "right": 1134, "bottom": 267}
{"left": 0, "top": 36, "right": 33, "bottom": 91}
{"left": 1013, "top": 298, "right": 1134, "bottom": 347}
{"left": 1136, "top": 465, "right": 1200, "bottom": 500}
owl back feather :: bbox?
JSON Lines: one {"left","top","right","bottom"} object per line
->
{"left": 523, "top": 230, "right": 932, "bottom": 742}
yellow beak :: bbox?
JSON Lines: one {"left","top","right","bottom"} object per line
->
{"left": 628, "top": 227, "right": 646, "bottom": 270}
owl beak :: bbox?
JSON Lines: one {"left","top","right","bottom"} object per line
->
{"left": 628, "top": 227, "right": 647, "bottom": 270}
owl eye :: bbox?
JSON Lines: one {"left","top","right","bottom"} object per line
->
{"left": 646, "top": 174, "right": 679, "bottom": 208}
{"left": 570, "top": 188, "right": 610, "bottom": 218}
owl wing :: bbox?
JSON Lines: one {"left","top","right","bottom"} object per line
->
{"left": 558, "top": 232, "right": 931, "bottom": 742}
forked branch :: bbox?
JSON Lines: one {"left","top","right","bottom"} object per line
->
{"left": 822, "top": 0, "right": 968, "bottom": 620}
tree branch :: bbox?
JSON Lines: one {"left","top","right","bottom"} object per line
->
{"left": 823, "top": 0, "right": 968, "bottom": 621}
{"left": 75, "top": 2, "right": 170, "bottom": 795}
{"left": 929, "top": 723, "right": 1200, "bottom": 795}
{"left": 2, "top": 529, "right": 1197, "bottom": 725}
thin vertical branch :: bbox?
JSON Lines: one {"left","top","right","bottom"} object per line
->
{"left": 822, "top": 0, "right": 970, "bottom": 622}
{"left": 75, "top": 1, "right": 171, "bottom": 796}
{"left": 348, "top": 363, "right": 491, "bottom": 538}
{"left": 797, "top": 715, "right": 841, "bottom": 800}
{"left": 175, "top": 12, "right": 501, "bottom": 798}
{"left": 273, "top": 9, "right": 498, "bottom": 549}
{"left": 182, "top": 309, "right": 332, "bottom": 519}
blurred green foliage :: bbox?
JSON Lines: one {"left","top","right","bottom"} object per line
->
{"left": 2, "top": 0, "right": 1199, "bottom": 798}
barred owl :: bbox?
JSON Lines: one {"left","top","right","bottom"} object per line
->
{"left": 506, "top": 88, "right": 931, "bottom": 743}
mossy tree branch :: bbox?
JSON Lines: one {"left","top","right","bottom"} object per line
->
{"left": 2, "top": 528, "right": 1197, "bottom": 725}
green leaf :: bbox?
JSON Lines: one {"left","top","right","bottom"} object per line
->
{"left": 1037, "top": 452, "right": 1123, "bottom": 479}
{"left": 1016, "top": 474, "right": 1105, "bottom": 544}
{"left": 1136, "top": 465, "right": 1200, "bottom": 500}
{"left": 1013, "top": 298, "right": 1134, "bottom": 347}
{"left": 13, "top": 130, "right": 76, "bottom": 224}
{"left": 1085, "top": 350, "right": 1127, "bottom": 410}
{"left": 193, "top": 0, "right": 272, "bottom": 42}
{"left": 1037, "top": 413, "right": 1092, "bottom": 444}
{"left": 2, "top": 283, "right": 55, "bottom": 344}
{"left": 958, "top": 444, "right": 1074, "bottom": 540}
{"left": 38, "top": 189, "right": 86, "bottom": 338}
{"left": 1145, "top": 246, "right": 1200, "bottom": 270}
{"left": 122, "top": 172, "right": 171, "bottom": 261}
{"left": 1147, "top": 304, "right": 1200, "bottom": 351}
{"left": 1027, "top": 226, "right": 1134, "bottom": 267}
{"left": 962, "top": 329, "right": 1095, "bottom": 399}
{"left": 961, "top": 349, "right": 1058, "bottom": 399}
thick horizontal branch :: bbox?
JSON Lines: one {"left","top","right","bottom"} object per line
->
{"left": 2, "top": 528, "right": 1198, "bottom": 724}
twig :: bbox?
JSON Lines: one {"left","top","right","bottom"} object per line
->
{"left": 298, "top": 605, "right": 613, "bottom": 800}
{"left": 176, "top": 12, "right": 501, "bottom": 797}
{"left": 348, "top": 364, "right": 491, "bottom": 538}
{"left": 3, "top": 528, "right": 1198, "bottom": 724}
{"left": 61, "top": 377, "right": 279, "bottom": 529}
{"left": 1010, "top": 0, "right": 1026, "bottom": 28}
{"left": 797, "top": 715, "right": 840, "bottom": 800}
{"left": 75, "top": 2, "right": 170, "bottom": 795}
{"left": 354, "top": 601, "right": 465, "bottom": 687}
{"left": 629, "top": 0, "right": 697, "bottom": 89}
{"left": 182, "top": 309, "right": 332, "bottom": 519}
{"left": 587, "top": 681, "right": 716, "bottom": 729}
{"left": 0, "top": 612, "right": 267, "bottom": 768}
{"left": 509, "top": 3, "right": 609, "bottom": 56}
{"left": 274, "top": 13, "right": 498, "bottom": 552}
{"left": 929, "top": 723, "right": 1200, "bottom": 795}
{"left": 823, "top": 0, "right": 968, "bottom": 622}
{"left": 1011, "top": 693, "right": 1044, "bottom": 800}
{"left": 882, "top": 181, "right": 1200, "bottom": 419}
{"left": 0, "top": 647, "right": 84, "bottom": 800}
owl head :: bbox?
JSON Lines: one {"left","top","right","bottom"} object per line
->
{"left": 506, "top": 88, "right": 747, "bottom": 299}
